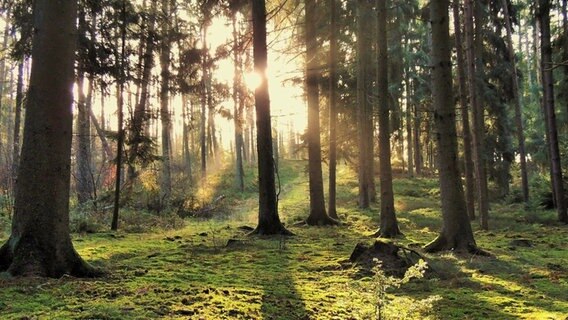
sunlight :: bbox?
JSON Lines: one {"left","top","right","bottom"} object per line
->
{"left": 244, "top": 71, "right": 263, "bottom": 91}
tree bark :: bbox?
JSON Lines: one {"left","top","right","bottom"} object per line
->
{"left": 356, "top": 0, "right": 373, "bottom": 209}
{"left": 127, "top": 0, "right": 156, "bottom": 180}
{"left": 0, "top": 0, "right": 99, "bottom": 277}
{"left": 111, "top": 0, "right": 128, "bottom": 232}
{"left": 250, "top": 0, "right": 291, "bottom": 235}
{"left": 305, "top": 0, "right": 336, "bottom": 226}
{"left": 11, "top": 62, "right": 24, "bottom": 188}
{"left": 538, "top": 0, "right": 568, "bottom": 223}
{"left": 327, "top": 0, "right": 339, "bottom": 220}
{"left": 233, "top": 12, "right": 245, "bottom": 192}
{"left": 159, "top": 0, "right": 173, "bottom": 206}
{"left": 465, "top": 0, "right": 489, "bottom": 229}
{"left": 453, "top": 0, "right": 476, "bottom": 220}
{"left": 425, "top": 0, "right": 479, "bottom": 253}
{"left": 375, "top": 0, "right": 400, "bottom": 238}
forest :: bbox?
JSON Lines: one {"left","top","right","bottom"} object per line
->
{"left": 0, "top": 0, "right": 566, "bottom": 319}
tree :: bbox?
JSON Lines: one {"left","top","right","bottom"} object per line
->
{"left": 327, "top": 0, "right": 339, "bottom": 220}
{"left": 465, "top": 0, "right": 489, "bottom": 229}
{"left": 305, "top": 0, "right": 336, "bottom": 226}
{"left": 537, "top": 0, "right": 568, "bottom": 223}
{"left": 159, "top": 0, "right": 173, "bottom": 206}
{"left": 500, "top": 0, "right": 529, "bottom": 204}
{"left": 424, "top": 0, "right": 479, "bottom": 253}
{"left": 250, "top": 0, "right": 290, "bottom": 235}
{"left": 356, "top": 0, "right": 374, "bottom": 209}
{"left": 452, "top": 0, "right": 476, "bottom": 220}
{"left": 0, "top": 0, "right": 98, "bottom": 277}
{"left": 375, "top": 0, "right": 400, "bottom": 238}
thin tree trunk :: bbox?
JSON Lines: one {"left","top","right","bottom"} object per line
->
{"left": 328, "top": 0, "right": 339, "bottom": 219}
{"left": 250, "top": 0, "right": 290, "bottom": 235}
{"left": 465, "top": 0, "right": 489, "bottom": 229}
{"left": 413, "top": 103, "right": 422, "bottom": 175}
{"left": 375, "top": 0, "right": 400, "bottom": 238}
{"left": 200, "top": 24, "right": 208, "bottom": 178}
{"left": 182, "top": 94, "right": 192, "bottom": 180}
{"left": 453, "top": 0, "right": 476, "bottom": 220}
{"left": 128, "top": 0, "right": 156, "bottom": 180}
{"left": 0, "top": 6, "right": 12, "bottom": 161}
{"left": 111, "top": 0, "right": 128, "bottom": 232}
{"left": 538, "top": 0, "right": 568, "bottom": 223}
{"left": 305, "top": 0, "right": 335, "bottom": 226}
{"left": 159, "top": 0, "right": 172, "bottom": 207}
{"left": 11, "top": 61, "right": 24, "bottom": 188}
{"left": 233, "top": 12, "right": 244, "bottom": 192}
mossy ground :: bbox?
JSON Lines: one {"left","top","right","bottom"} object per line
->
{"left": 0, "top": 160, "right": 566, "bottom": 319}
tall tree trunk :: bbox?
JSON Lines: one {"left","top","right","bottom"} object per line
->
{"left": 159, "top": 0, "right": 172, "bottom": 207}
{"left": 128, "top": 0, "right": 156, "bottom": 180}
{"left": 233, "top": 12, "right": 244, "bottom": 192}
{"left": 375, "top": 0, "right": 400, "bottom": 238}
{"left": 425, "top": 0, "right": 479, "bottom": 253}
{"left": 356, "top": 0, "right": 373, "bottom": 209}
{"left": 405, "top": 47, "right": 414, "bottom": 178}
{"left": 250, "top": 0, "right": 291, "bottom": 235}
{"left": 75, "top": 68, "right": 93, "bottom": 205}
{"left": 111, "top": 0, "right": 128, "bottom": 231}
{"left": 11, "top": 61, "right": 24, "bottom": 188}
{"left": 182, "top": 94, "right": 193, "bottom": 181}
{"left": 305, "top": 0, "right": 336, "bottom": 226}
{"left": 413, "top": 103, "right": 422, "bottom": 175}
{"left": 465, "top": 0, "right": 489, "bottom": 229}
{"left": 453, "top": 0, "right": 476, "bottom": 220}
{"left": 0, "top": 0, "right": 98, "bottom": 277}
{"left": 200, "top": 24, "right": 208, "bottom": 179}
{"left": 327, "top": 0, "right": 339, "bottom": 219}
{"left": 538, "top": 0, "right": 568, "bottom": 223}
{"left": 0, "top": 5, "right": 11, "bottom": 161}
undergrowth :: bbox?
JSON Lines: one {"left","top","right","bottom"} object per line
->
{"left": 0, "top": 160, "right": 566, "bottom": 319}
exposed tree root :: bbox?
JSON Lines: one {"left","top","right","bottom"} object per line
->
{"left": 0, "top": 237, "right": 103, "bottom": 278}
{"left": 306, "top": 214, "right": 340, "bottom": 226}
{"left": 248, "top": 225, "right": 294, "bottom": 236}
{"left": 372, "top": 228, "right": 403, "bottom": 239}
{"left": 423, "top": 235, "right": 491, "bottom": 256}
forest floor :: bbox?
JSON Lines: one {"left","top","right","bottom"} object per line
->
{"left": 0, "top": 160, "right": 567, "bottom": 319}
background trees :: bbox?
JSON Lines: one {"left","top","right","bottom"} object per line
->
{"left": 0, "top": 0, "right": 566, "bottom": 276}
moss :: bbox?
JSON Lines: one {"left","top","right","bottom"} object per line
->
{"left": 0, "top": 161, "right": 567, "bottom": 318}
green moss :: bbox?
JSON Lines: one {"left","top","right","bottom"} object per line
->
{"left": 0, "top": 161, "right": 566, "bottom": 319}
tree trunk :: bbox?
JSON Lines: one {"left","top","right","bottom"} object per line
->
{"left": 327, "top": 0, "right": 339, "bottom": 220}
{"left": 305, "top": 0, "right": 336, "bottom": 226}
{"left": 181, "top": 94, "right": 193, "bottom": 180}
{"left": 465, "top": 0, "right": 489, "bottom": 229}
{"left": 538, "top": 0, "right": 568, "bottom": 223}
{"left": 425, "top": 0, "right": 479, "bottom": 253}
{"left": 0, "top": 0, "right": 98, "bottom": 277}
{"left": 200, "top": 24, "right": 208, "bottom": 179}
{"left": 250, "top": 0, "right": 291, "bottom": 235}
{"left": 0, "top": 6, "right": 11, "bottom": 162}
{"left": 75, "top": 50, "right": 93, "bottom": 205}
{"left": 413, "top": 104, "right": 422, "bottom": 175}
{"left": 159, "top": 0, "right": 172, "bottom": 207}
{"left": 375, "top": 0, "right": 400, "bottom": 238}
{"left": 111, "top": 1, "right": 128, "bottom": 232}
{"left": 357, "top": 0, "right": 373, "bottom": 209}
{"left": 11, "top": 62, "right": 24, "bottom": 188}
{"left": 128, "top": 0, "right": 156, "bottom": 180}
{"left": 233, "top": 12, "right": 245, "bottom": 192}
{"left": 501, "top": 0, "right": 529, "bottom": 204}
{"left": 453, "top": 0, "right": 476, "bottom": 220}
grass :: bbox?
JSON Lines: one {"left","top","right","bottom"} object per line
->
{"left": 0, "top": 159, "right": 567, "bottom": 319}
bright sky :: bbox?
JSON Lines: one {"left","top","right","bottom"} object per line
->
{"left": 203, "top": 15, "right": 307, "bottom": 150}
